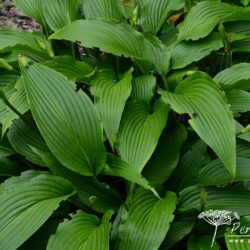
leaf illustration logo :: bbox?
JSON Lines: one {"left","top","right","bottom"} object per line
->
{"left": 198, "top": 210, "right": 240, "bottom": 247}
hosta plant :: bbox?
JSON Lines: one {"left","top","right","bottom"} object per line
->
{"left": 1, "top": 0, "right": 250, "bottom": 249}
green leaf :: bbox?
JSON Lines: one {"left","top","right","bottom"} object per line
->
{"left": 199, "top": 157, "right": 250, "bottom": 186}
{"left": 2, "top": 79, "right": 29, "bottom": 136}
{"left": 225, "top": 228, "right": 250, "bottom": 250}
{"left": 167, "top": 140, "right": 207, "bottom": 192}
{"left": 118, "top": 100, "right": 168, "bottom": 172}
{"left": 188, "top": 235, "right": 219, "bottom": 250}
{"left": 0, "top": 158, "right": 22, "bottom": 177}
{"left": 177, "top": 186, "right": 202, "bottom": 212}
{"left": 145, "top": 35, "right": 171, "bottom": 74}
{"left": 104, "top": 153, "right": 155, "bottom": 192}
{"left": 0, "top": 71, "right": 19, "bottom": 88}
{"left": 0, "top": 30, "right": 42, "bottom": 52}
{"left": 226, "top": 89, "right": 250, "bottom": 114}
{"left": 177, "top": 1, "right": 235, "bottom": 41}
{"left": 42, "top": 56, "right": 95, "bottom": 82}
{"left": 160, "top": 213, "right": 196, "bottom": 250}
{"left": 131, "top": 74, "right": 156, "bottom": 103}
{"left": 0, "top": 81, "right": 16, "bottom": 124}
{"left": 237, "top": 140, "right": 250, "bottom": 158}
{"left": 159, "top": 72, "right": 236, "bottom": 176}
{"left": 13, "top": 0, "right": 43, "bottom": 24}
{"left": 42, "top": 0, "right": 80, "bottom": 31}
{"left": 231, "top": 37, "right": 250, "bottom": 53}
{"left": 0, "top": 30, "right": 51, "bottom": 60}
{"left": 178, "top": 186, "right": 250, "bottom": 216}
{"left": 225, "top": 21, "right": 250, "bottom": 36}
{"left": 91, "top": 68, "right": 133, "bottom": 147}
{"left": 0, "top": 138, "right": 14, "bottom": 158}
{"left": 113, "top": 189, "right": 177, "bottom": 250}
{"left": 32, "top": 148, "right": 122, "bottom": 213}
{"left": 47, "top": 210, "right": 113, "bottom": 250}
{"left": 7, "top": 115, "right": 49, "bottom": 166}
{"left": 0, "top": 172, "right": 75, "bottom": 249}
{"left": 204, "top": 188, "right": 250, "bottom": 216}
{"left": 143, "top": 122, "right": 187, "bottom": 186}
{"left": 19, "top": 219, "right": 61, "bottom": 250}
{"left": 22, "top": 63, "right": 106, "bottom": 176}
{"left": 50, "top": 19, "right": 152, "bottom": 61}
{"left": 170, "top": 33, "right": 223, "bottom": 69}
{"left": 235, "top": 121, "right": 250, "bottom": 142}
{"left": 214, "top": 63, "right": 250, "bottom": 90}
{"left": 0, "top": 170, "right": 43, "bottom": 194}
{"left": 82, "top": 0, "right": 123, "bottom": 22}
{"left": 138, "top": 0, "right": 184, "bottom": 34}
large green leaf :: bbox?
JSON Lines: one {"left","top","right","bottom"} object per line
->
{"left": 0, "top": 30, "right": 52, "bottom": 60}
{"left": 118, "top": 100, "right": 168, "bottom": 172}
{"left": 33, "top": 148, "right": 122, "bottom": 213}
{"left": 47, "top": 210, "right": 113, "bottom": 250}
{"left": 91, "top": 68, "right": 133, "bottom": 147}
{"left": 0, "top": 71, "right": 19, "bottom": 88}
{"left": 160, "top": 212, "right": 196, "bottom": 250}
{"left": 42, "top": 56, "right": 94, "bottom": 82}
{"left": 199, "top": 157, "right": 250, "bottom": 186}
{"left": 19, "top": 219, "right": 61, "bottom": 250}
{"left": 0, "top": 29, "right": 42, "bottom": 52}
{"left": 0, "top": 172, "right": 75, "bottom": 250}
{"left": 145, "top": 35, "right": 171, "bottom": 74}
{"left": 178, "top": 1, "right": 236, "bottom": 41}
{"left": 178, "top": 186, "right": 250, "bottom": 216}
{"left": 204, "top": 188, "right": 250, "bottom": 216}
{"left": 170, "top": 33, "right": 223, "bottom": 69}
{"left": 0, "top": 170, "right": 43, "bottom": 194}
{"left": 0, "top": 81, "right": 16, "bottom": 124}
{"left": 237, "top": 140, "right": 250, "bottom": 158}
{"left": 42, "top": 0, "right": 80, "bottom": 31}
{"left": 225, "top": 20, "right": 250, "bottom": 36}
{"left": 104, "top": 154, "right": 155, "bottom": 193}
{"left": 167, "top": 140, "right": 207, "bottom": 192}
{"left": 138, "top": 0, "right": 184, "bottom": 34}
{"left": 214, "top": 63, "right": 250, "bottom": 90}
{"left": 231, "top": 37, "right": 250, "bottom": 53}
{"left": 143, "top": 122, "right": 187, "bottom": 186}
{"left": 159, "top": 72, "right": 236, "bottom": 176}
{"left": 226, "top": 89, "right": 250, "bottom": 114}
{"left": 131, "top": 74, "right": 156, "bottom": 103}
{"left": 13, "top": 0, "right": 43, "bottom": 24}
{"left": 7, "top": 115, "right": 49, "bottom": 166}
{"left": 22, "top": 63, "right": 106, "bottom": 176}
{"left": 82, "top": 0, "right": 123, "bottom": 22}
{"left": 50, "top": 19, "right": 152, "bottom": 61}
{"left": 2, "top": 79, "right": 29, "bottom": 136}
{"left": 112, "top": 189, "right": 177, "bottom": 250}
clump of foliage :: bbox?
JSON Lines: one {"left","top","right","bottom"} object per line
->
{"left": 1, "top": 0, "right": 250, "bottom": 249}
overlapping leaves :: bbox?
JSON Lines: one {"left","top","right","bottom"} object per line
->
{"left": 22, "top": 63, "right": 106, "bottom": 176}
{"left": 159, "top": 72, "right": 236, "bottom": 176}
